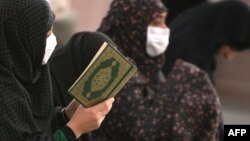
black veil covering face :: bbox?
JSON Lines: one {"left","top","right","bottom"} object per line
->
{"left": 163, "top": 0, "right": 250, "bottom": 77}
{"left": 0, "top": 0, "right": 56, "bottom": 140}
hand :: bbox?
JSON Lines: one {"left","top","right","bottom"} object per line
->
{"left": 64, "top": 99, "right": 80, "bottom": 119}
{"left": 67, "top": 98, "right": 115, "bottom": 138}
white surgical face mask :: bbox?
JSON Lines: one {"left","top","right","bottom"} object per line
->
{"left": 146, "top": 26, "right": 170, "bottom": 57}
{"left": 42, "top": 33, "right": 57, "bottom": 65}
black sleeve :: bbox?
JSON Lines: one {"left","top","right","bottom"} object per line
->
{"left": 51, "top": 106, "right": 70, "bottom": 133}
{"left": 0, "top": 61, "right": 72, "bottom": 141}
{"left": 51, "top": 107, "right": 79, "bottom": 141}
{"left": 31, "top": 126, "right": 76, "bottom": 141}
{"left": 60, "top": 126, "right": 77, "bottom": 141}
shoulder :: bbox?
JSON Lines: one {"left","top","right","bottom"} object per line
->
{"left": 167, "top": 59, "right": 219, "bottom": 102}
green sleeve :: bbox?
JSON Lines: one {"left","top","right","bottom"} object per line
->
{"left": 53, "top": 130, "right": 68, "bottom": 141}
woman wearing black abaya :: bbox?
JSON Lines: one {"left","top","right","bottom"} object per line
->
{"left": 0, "top": 0, "right": 113, "bottom": 140}
{"left": 90, "top": 0, "right": 223, "bottom": 140}
{"left": 162, "top": 0, "right": 250, "bottom": 79}
{"left": 49, "top": 32, "right": 117, "bottom": 141}
{"left": 50, "top": 32, "right": 116, "bottom": 108}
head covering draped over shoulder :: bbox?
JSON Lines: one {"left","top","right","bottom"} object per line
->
{"left": 0, "top": 0, "right": 55, "bottom": 140}
{"left": 91, "top": 0, "right": 223, "bottom": 140}
{"left": 163, "top": 0, "right": 250, "bottom": 76}
{"left": 49, "top": 32, "right": 116, "bottom": 107}
{"left": 92, "top": 60, "right": 223, "bottom": 140}
{"left": 98, "top": 0, "right": 167, "bottom": 79}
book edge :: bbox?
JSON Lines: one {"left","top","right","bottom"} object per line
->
{"left": 68, "top": 42, "right": 108, "bottom": 92}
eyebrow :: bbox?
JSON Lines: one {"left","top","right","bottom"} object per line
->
{"left": 155, "top": 16, "right": 164, "bottom": 19}
{"left": 156, "top": 13, "right": 165, "bottom": 18}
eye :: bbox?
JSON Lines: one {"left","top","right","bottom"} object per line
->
{"left": 149, "top": 12, "right": 167, "bottom": 28}
{"left": 151, "top": 17, "right": 162, "bottom": 26}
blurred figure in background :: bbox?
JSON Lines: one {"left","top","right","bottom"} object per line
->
{"left": 243, "top": 0, "right": 250, "bottom": 7}
{"left": 163, "top": 0, "right": 250, "bottom": 80}
{"left": 50, "top": 0, "right": 76, "bottom": 46}
{"left": 162, "top": 0, "right": 206, "bottom": 24}
{"left": 49, "top": 31, "right": 116, "bottom": 141}
{"left": 90, "top": 0, "right": 222, "bottom": 140}
{"left": 50, "top": 32, "right": 116, "bottom": 110}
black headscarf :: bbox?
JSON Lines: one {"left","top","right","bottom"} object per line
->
{"left": 0, "top": 0, "right": 56, "bottom": 140}
{"left": 98, "top": 0, "right": 168, "bottom": 81}
{"left": 49, "top": 31, "right": 115, "bottom": 141}
{"left": 163, "top": 0, "right": 250, "bottom": 76}
{"left": 49, "top": 32, "right": 116, "bottom": 107}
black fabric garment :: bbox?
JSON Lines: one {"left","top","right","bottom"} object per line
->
{"left": 49, "top": 32, "right": 116, "bottom": 107}
{"left": 0, "top": 0, "right": 70, "bottom": 140}
{"left": 49, "top": 32, "right": 116, "bottom": 141}
{"left": 163, "top": 0, "right": 250, "bottom": 77}
{"left": 162, "top": 0, "right": 206, "bottom": 24}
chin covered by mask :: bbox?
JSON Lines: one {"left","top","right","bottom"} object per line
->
{"left": 42, "top": 33, "right": 57, "bottom": 65}
{"left": 146, "top": 26, "right": 170, "bottom": 57}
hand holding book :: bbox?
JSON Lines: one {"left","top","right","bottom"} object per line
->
{"left": 67, "top": 98, "right": 115, "bottom": 138}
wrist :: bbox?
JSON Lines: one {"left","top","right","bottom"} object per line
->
{"left": 67, "top": 120, "right": 82, "bottom": 139}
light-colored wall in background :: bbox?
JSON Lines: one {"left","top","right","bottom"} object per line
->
{"left": 214, "top": 50, "right": 250, "bottom": 124}
{"left": 69, "top": 0, "right": 112, "bottom": 32}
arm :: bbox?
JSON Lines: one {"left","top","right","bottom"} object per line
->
{"left": 52, "top": 98, "right": 115, "bottom": 140}
{"left": 0, "top": 78, "right": 114, "bottom": 141}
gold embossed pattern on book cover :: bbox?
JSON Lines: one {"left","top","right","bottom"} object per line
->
{"left": 68, "top": 42, "right": 137, "bottom": 107}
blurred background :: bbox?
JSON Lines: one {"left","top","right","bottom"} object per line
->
{"left": 49, "top": 0, "right": 250, "bottom": 124}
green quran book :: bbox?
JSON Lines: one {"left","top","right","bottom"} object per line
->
{"left": 68, "top": 42, "right": 137, "bottom": 107}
